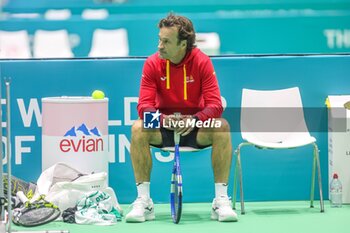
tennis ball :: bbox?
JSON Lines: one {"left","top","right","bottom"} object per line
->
{"left": 92, "top": 90, "right": 105, "bottom": 99}
{"left": 344, "top": 101, "right": 350, "bottom": 110}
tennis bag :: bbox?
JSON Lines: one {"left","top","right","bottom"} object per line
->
{"left": 1, "top": 174, "right": 36, "bottom": 216}
{"left": 2, "top": 174, "right": 37, "bottom": 196}
{"left": 33, "top": 163, "right": 122, "bottom": 215}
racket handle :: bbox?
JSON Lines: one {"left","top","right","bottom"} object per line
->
{"left": 174, "top": 132, "right": 180, "bottom": 145}
{"left": 16, "top": 191, "right": 29, "bottom": 203}
{"left": 173, "top": 112, "right": 181, "bottom": 144}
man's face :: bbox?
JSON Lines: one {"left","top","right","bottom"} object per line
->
{"left": 158, "top": 26, "right": 186, "bottom": 62}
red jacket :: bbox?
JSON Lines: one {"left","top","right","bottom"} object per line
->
{"left": 137, "top": 48, "right": 223, "bottom": 121}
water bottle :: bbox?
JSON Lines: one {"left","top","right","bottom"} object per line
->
{"left": 330, "top": 173, "right": 342, "bottom": 208}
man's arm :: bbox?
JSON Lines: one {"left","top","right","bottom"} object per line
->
{"left": 137, "top": 61, "right": 157, "bottom": 119}
{"left": 194, "top": 58, "right": 223, "bottom": 121}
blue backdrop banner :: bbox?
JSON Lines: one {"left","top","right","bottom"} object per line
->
{"left": 0, "top": 54, "right": 349, "bottom": 203}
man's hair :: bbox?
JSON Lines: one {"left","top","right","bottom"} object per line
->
{"left": 158, "top": 13, "right": 196, "bottom": 52}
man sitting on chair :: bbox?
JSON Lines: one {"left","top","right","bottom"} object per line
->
{"left": 126, "top": 13, "right": 237, "bottom": 223}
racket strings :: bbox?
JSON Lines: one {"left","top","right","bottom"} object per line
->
{"left": 13, "top": 195, "right": 61, "bottom": 226}
{"left": 170, "top": 168, "right": 182, "bottom": 223}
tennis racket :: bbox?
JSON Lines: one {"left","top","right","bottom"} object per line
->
{"left": 170, "top": 113, "right": 183, "bottom": 224}
{"left": 13, "top": 191, "right": 61, "bottom": 227}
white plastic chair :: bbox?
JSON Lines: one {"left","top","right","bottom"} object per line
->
{"left": 44, "top": 9, "right": 71, "bottom": 20}
{"left": 33, "top": 30, "right": 74, "bottom": 58}
{"left": 160, "top": 146, "right": 204, "bottom": 153}
{"left": 0, "top": 30, "right": 32, "bottom": 58}
{"left": 9, "top": 13, "right": 40, "bottom": 19}
{"left": 233, "top": 87, "right": 324, "bottom": 214}
{"left": 88, "top": 29, "right": 129, "bottom": 57}
{"left": 196, "top": 32, "right": 220, "bottom": 55}
{"left": 82, "top": 9, "right": 109, "bottom": 20}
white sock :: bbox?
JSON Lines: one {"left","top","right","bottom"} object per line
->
{"left": 215, "top": 183, "right": 228, "bottom": 198}
{"left": 136, "top": 182, "right": 150, "bottom": 199}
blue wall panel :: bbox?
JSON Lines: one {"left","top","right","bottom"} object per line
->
{"left": 0, "top": 54, "right": 349, "bottom": 204}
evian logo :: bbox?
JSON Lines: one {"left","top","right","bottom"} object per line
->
{"left": 59, "top": 123, "right": 104, "bottom": 153}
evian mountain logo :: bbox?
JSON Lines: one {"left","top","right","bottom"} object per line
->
{"left": 59, "top": 123, "right": 104, "bottom": 153}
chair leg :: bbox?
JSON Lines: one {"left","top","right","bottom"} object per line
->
{"left": 310, "top": 147, "right": 316, "bottom": 208}
{"left": 313, "top": 143, "right": 324, "bottom": 212}
{"left": 232, "top": 142, "right": 250, "bottom": 214}
{"left": 237, "top": 148, "right": 245, "bottom": 215}
{"left": 232, "top": 150, "right": 238, "bottom": 210}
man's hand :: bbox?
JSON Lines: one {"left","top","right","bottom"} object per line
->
{"left": 162, "top": 114, "right": 177, "bottom": 131}
{"left": 163, "top": 114, "right": 196, "bottom": 136}
{"left": 175, "top": 115, "right": 196, "bottom": 136}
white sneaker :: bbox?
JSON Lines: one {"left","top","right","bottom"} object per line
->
{"left": 211, "top": 196, "right": 238, "bottom": 222}
{"left": 125, "top": 197, "right": 155, "bottom": 223}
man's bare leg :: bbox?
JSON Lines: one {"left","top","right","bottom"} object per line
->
{"left": 197, "top": 118, "right": 232, "bottom": 183}
{"left": 197, "top": 118, "right": 237, "bottom": 222}
{"left": 130, "top": 119, "right": 162, "bottom": 182}
{"left": 126, "top": 119, "right": 162, "bottom": 223}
